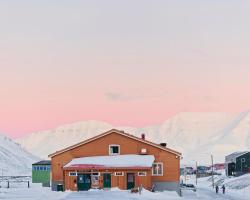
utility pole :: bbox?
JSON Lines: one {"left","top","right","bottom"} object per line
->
{"left": 195, "top": 161, "right": 198, "bottom": 186}
{"left": 184, "top": 165, "right": 187, "bottom": 183}
{"left": 211, "top": 155, "right": 214, "bottom": 188}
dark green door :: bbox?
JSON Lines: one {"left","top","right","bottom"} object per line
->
{"left": 127, "top": 173, "right": 135, "bottom": 190}
{"left": 103, "top": 173, "right": 111, "bottom": 188}
{"left": 77, "top": 174, "right": 91, "bottom": 191}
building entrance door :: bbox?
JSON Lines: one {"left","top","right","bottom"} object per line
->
{"left": 127, "top": 173, "right": 135, "bottom": 190}
{"left": 77, "top": 174, "right": 91, "bottom": 191}
{"left": 103, "top": 173, "right": 111, "bottom": 188}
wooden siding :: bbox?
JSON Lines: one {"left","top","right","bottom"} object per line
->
{"left": 51, "top": 131, "right": 180, "bottom": 190}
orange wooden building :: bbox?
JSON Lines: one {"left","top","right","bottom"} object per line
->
{"left": 49, "top": 129, "right": 181, "bottom": 193}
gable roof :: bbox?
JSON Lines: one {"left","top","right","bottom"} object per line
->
{"left": 48, "top": 129, "right": 182, "bottom": 158}
{"left": 225, "top": 151, "right": 250, "bottom": 163}
{"left": 32, "top": 160, "right": 51, "bottom": 165}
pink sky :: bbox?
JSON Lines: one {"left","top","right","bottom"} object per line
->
{"left": 1, "top": 1, "right": 250, "bottom": 138}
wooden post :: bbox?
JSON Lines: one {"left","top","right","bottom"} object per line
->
{"left": 7, "top": 181, "right": 9, "bottom": 188}
{"left": 211, "top": 155, "right": 214, "bottom": 188}
{"left": 195, "top": 161, "right": 198, "bottom": 186}
{"left": 184, "top": 165, "right": 187, "bottom": 183}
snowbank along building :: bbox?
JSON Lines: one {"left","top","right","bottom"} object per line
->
{"left": 49, "top": 129, "right": 182, "bottom": 192}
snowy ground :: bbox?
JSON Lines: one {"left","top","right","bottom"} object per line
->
{"left": 1, "top": 174, "right": 250, "bottom": 200}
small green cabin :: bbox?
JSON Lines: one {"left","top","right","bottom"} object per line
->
{"left": 32, "top": 160, "right": 51, "bottom": 187}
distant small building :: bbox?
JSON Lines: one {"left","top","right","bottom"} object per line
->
{"left": 225, "top": 151, "right": 250, "bottom": 176}
{"left": 197, "top": 166, "right": 210, "bottom": 174}
{"left": 208, "top": 163, "right": 225, "bottom": 171}
{"left": 32, "top": 160, "right": 51, "bottom": 187}
{"left": 185, "top": 167, "right": 195, "bottom": 175}
{"left": 212, "top": 163, "right": 225, "bottom": 171}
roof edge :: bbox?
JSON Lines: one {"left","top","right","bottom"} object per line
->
{"left": 48, "top": 129, "right": 182, "bottom": 157}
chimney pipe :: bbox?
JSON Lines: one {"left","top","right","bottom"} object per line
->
{"left": 141, "top": 133, "right": 145, "bottom": 140}
{"left": 160, "top": 143, "right": 167, "bottom": 147}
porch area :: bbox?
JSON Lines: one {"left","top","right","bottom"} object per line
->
{"left": 63, "top": 154, "right": 155, "bottom": 191}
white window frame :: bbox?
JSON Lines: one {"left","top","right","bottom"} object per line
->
{"left": 69, "top": 172, "right": 77, "bottom": 176}
{"left": 114, "top": 172, "right": 124, "bottom": 176}
{"left": 138, "top": 172, "right": 147, "bottom": 176}
{"left": 109, "top": 144, "right": 120, "bottom": 155}
{"left": 152, "top": 162, "right": 164, "bottom": 176}
{"left": 91, "top": 172, "right": 100, "bottom": 176}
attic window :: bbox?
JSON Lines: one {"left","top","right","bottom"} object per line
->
{"left": 109, "top": 145, "right": 120, "bottom": 155}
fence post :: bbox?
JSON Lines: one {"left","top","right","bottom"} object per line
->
{"left": 7, "top": 181, "right": 9, "bottom": 188}
{"left": 28, "top": 181, "right": 30, "bottom": 188}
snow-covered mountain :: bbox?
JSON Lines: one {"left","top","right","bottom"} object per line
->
{"left": 16, "top": 111, "right": 250, "bottom": 165}
{"left": 0, "top": 133, "right": 39, "bottom": 175}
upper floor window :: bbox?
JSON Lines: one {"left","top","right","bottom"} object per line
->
{"left": 109, "top": 144, "right": 120, "bottom": 155}
{"left": 33, "top": 165, "right": 51, "bottom": 171}
{"left": 152, "top": 163, "right": 163, "bottom": 176}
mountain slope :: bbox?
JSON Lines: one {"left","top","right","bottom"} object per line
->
{"left": 16, "top": 112, "right": 250, "bottom": 165}
{"left": 0, "top": 133, "right": 39, "bottom": 175}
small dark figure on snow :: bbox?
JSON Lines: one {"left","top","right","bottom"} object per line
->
{"left": 215, "top": 185, "right": 219, "bottom": 194}
{"left": 222, "top": 185, "right": 225, "bottom": 194}
{"left": 151, "top": 184, "right": 155, "bottom": 192}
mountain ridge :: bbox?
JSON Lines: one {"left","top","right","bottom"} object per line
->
{"left": 0, "top": 133, "right": 39, "bottom": 175}
{"left": 15, "top": 111, "right": 250, "bottom": 165}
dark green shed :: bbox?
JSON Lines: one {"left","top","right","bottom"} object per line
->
{"left": 225, "top": 151, "right": 250, "bottom": 176}
{"left": 235, "top": 152, "right": 250, "bottom": 175}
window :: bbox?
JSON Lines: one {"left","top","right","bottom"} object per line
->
{"left": 152, "top": 163, "right": 163, "bottom": 176}
{"left": 39, "top": 166, "right": 43, "bottom": 171}
{"left": 138, "top": 172, "right": 147, "bottom": 176}
{"left": 109, "top": 145, "right": 120, "bottom": 155}
{"left": 114, "top": 172, "right": 124, "bottom": 176}
{"left": 241, "top": 158, "right": 246, "bottom": 162}
{"left": 92, "top": 172, "right": 100, "bottom": 176}
{"left": 69, "top": 172, "right": 77, "bottom": 176}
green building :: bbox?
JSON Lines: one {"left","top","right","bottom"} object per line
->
{"left": 32, "top": 160, "right": 51, "bottom": 187}
{"left": 225, "top": 151, "right": 250, "bottom": 176}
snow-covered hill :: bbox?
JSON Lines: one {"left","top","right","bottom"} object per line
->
{"left": 0, "top": 133, "right": 39, "bottom": 175}
{"left": 16, "top": 111, "right": 250, "bottom": 164}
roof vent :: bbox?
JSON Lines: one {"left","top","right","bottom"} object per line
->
{"left": 141, "top": 133, "right": 145, "bottom": 140}
{"left": 160, "top": 143, "right": 167, "bottom": 147}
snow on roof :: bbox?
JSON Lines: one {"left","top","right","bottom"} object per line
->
{"left": 225, "top": 151, "right": 249, "bottom": 163}
{"left": 64, "top": 154, "right": 155, "bottom": 169}
{"left": 32, "top": 160, "right": 51, "bottom": 165}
